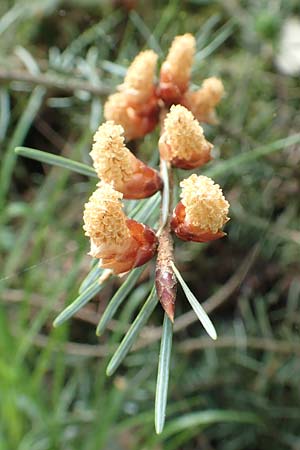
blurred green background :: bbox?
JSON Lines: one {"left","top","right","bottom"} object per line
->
{"left": 1, "top": 0, "right": 300, "bottom": 449}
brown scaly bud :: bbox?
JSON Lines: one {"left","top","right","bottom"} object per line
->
{"left": 159, "top": 105, "right": 213, "bottom": 169}
{"left": 90, "top": 121, "right": 162, "bottom": 199}
{"left": 155, "top": 228, "right": 177, "bottom": 322}
{"left": 182, "top": 77, "right": 224, "bottom": 124}
{"left": 171, "top": 174, "right": 230, "bottom": 243}
{"left": 158, "top": 33, "right": 196, "bottom": 105}
{"left": 83, "top": 182, "right": 158, "bottom": 274}
{"left": 104, "top": 50, "right": 159, "bottom": 141}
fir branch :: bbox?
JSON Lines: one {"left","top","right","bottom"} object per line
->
{"left": 0, "top": 68, "right": 111, "bottom": 95}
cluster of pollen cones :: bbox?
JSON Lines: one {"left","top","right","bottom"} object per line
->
{"left": 83, "top": 33, "right": 230, "bottom": 320}
{"left": 104, "top": 34, "right": 224, "bottom": 142}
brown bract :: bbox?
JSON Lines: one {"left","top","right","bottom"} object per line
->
{"left": 99, "top": 219, "right": 158, "bottom": 274}
{"left": 90, "top": 121, "right": 162, "bottom": 199}
{"left": 171, "top": 202, "right": 226, "bottom": 242}
{"left": 159, "top": 105, "right": 213, "bottom": 169}
{"left": 120, "top": 159, "right": 163, "bottom": 199}
{"left": 83, "top": 183, "right": 158, "bottom": 274}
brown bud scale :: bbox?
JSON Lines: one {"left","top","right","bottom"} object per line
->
{"left": 155, "top": 227, "right": 177, "bottom": 322}
{"left": 171, "top": 202, "right": 225, "bottom": 242}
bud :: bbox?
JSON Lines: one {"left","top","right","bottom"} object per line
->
{"left": 118, "top": 50, "right": 158, "bottom": 105}
{"left": 182, "top": 77, "right": 224, "bottom": 124}
{"left": 90, "top": 121, "right": 162, "bottom": 199}
{"left": 171, "top": 174, "right": 230, "bottom": 242}
{"left": 104, "top": 50, "right": 159, "bottom": 141}
{"left": 83, "top": 182, "right": 158, "bottom": 274}
{"left": 104, "top": 92, "right": 158, "bottom": 141}
{"left": 159, "top": 33, "right": 196, "bottom": 105}
{"left": 83, "top": 183, "right": 129, "bottom": 254}
{"left": 159, "top": 105, "right": 213, "bottom": 169}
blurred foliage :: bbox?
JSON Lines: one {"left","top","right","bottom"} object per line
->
{"left": 1, "top": 0, "right": 300, "bottom": 449}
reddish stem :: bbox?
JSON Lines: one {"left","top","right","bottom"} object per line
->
{"left": 155, "top": 117, "right": 177, "bottom": 321}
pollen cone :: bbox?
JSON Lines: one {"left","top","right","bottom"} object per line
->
{"left": 83, "top": 182, "right": 158, "bottom": 274}
{"left": 90, "top": 121, "right": 162, "bottom": 199}
{"left": 104, "top": 50, "right": 159, "bottom": 141}
{"left": 171, "top": 174, "right": 230, "bottom": 242}
{"left": 118, "top": 50, "right": 158, "bottom": 105}
{"left": 159, "top": 33, "right": 196, "bottom": 105}
{"left": 182, "top": 77, "right": 224, "bottom": 124}
{"left": 104, "top": 92, "right": 158, "bottom": 141}
{"left": 159, "top": 105, "right": 213, "bottom": 169}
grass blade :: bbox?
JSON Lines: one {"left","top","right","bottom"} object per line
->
{"left": 106, "top": 285, "right": 158, "bottom": 376}
{"left": 78, "top": 261, "right": 103, "bottom": 294}
{"left": 195, "top": 14, "right": 221, "bottom": 47}
{"left": 126, "top": 197, "right": 148, "bottom": 219}
{"left": 53, "top": 278, "right": 109, "bottom": 327}
{"left": 62, "top": 11, "right": 121, "bottom": 58}
{"left": 0, "top": 88, "right": 10, "bottom": 141}
{"left": 15, "top": 146, "right": 97, "bottom": 178}
{"left": 0, "top": 4, "right": 23, "bottom": 36}
{"left": 129, "top": 10, "right": 162, "bottom": 55}
{"left": 155, "top": 313, "right": 173, "bottom": 434}
{"left": 96, "top": 266, "right": 145, "bottom": 336}
{"left": 194, "top": 20, "right": 234, "bottom": 65}
{"left": 134, "top": 192, "right": 161, "bottom": 224}
{"left": 161, "top": 410, "right": 260, "bottom": 439}
{"left": 171, "top": 262, "right": 217, "bottom": 340}
{"left": 0, "top": 87, "right": 45, "bottom": 210}
{"left": 205, "top": 133, "right": 300, "bottom": 178}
